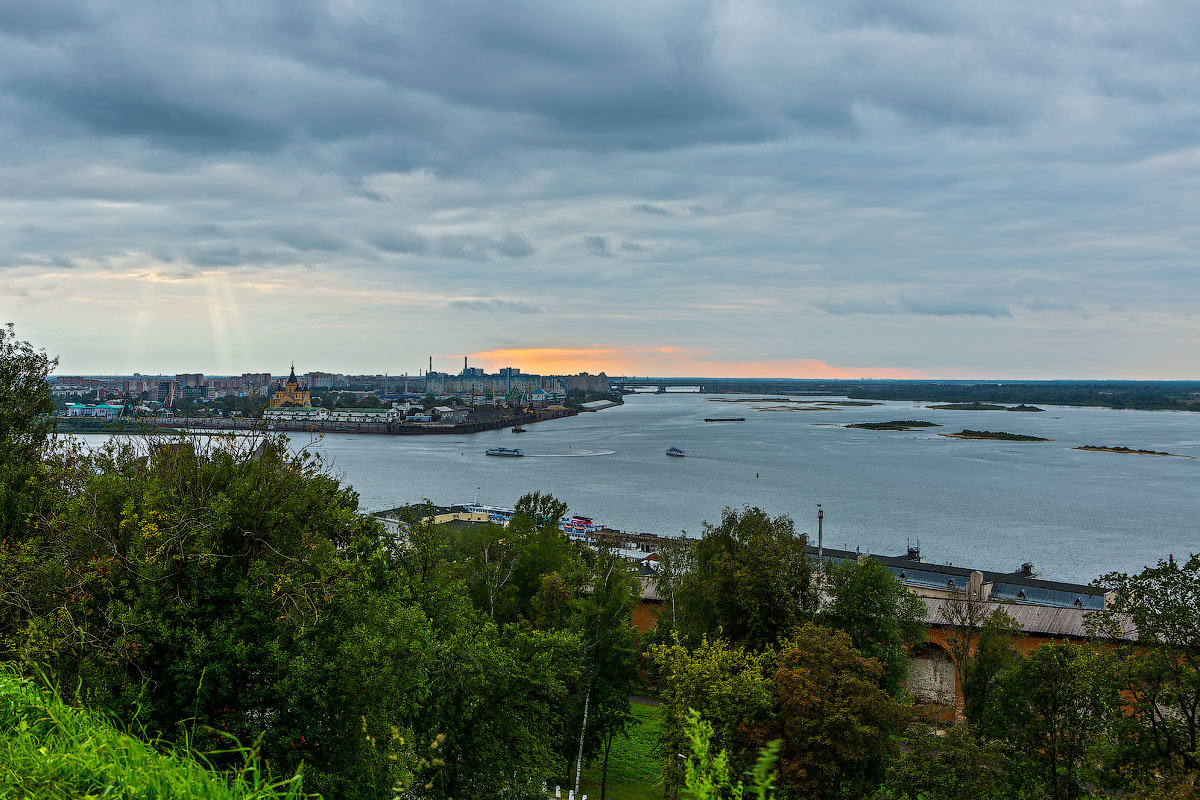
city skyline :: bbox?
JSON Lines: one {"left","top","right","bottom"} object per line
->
{"left": 4, "top": 3, "right": 1200, "bottom": 378}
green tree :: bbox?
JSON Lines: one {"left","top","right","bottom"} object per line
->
{"left": 884, "top": 724, "right": 1032, "bottom": 800}
{"left": 938, "top": 592, "right": 1020, "bottom": 723}
{"left": 568, "top": 546, "right": 641, "bottom": 799}
{"left": 388, "top": 503, "right": 472, "bottom": 627}
{"left": 1097, "top": 554, "right": 1200, "bottom": 775}
{"left": 0, "top": 324, "right": 56, "bottom": 541}
{"left": 680, "top": 708, "right": 780, "bottom": 800}
{"left": 652, "top": 535, "right": 696, "bottom": 635}
{"left": 750, "top": 623, "right": 909, "bottom": 800}
{"left": 679, "top": 506, "right": 816, "bottom": 651}
{"left": 963, "top": 609, "right": 1021, "bottom": 726}
{"left": 457, "top": 520, "right": 520, "bottom": 620}
{"left": 652, "top": 634, "right": 776, "bottom": 795}
{"left": 530, "top": 571, "right": 575, "bottom": 631}
{"left": 0, "top": 433, "right": 428, "bottom": 798}
{"left": 505, "top": 492, "right": 582, "bottom": 625}
{"left": 823, "top": 557, "right": 925, "bottom": 696}
{"left": 416, "top": 620, "right": 581, "bottom": 799}
{"left": 994, "top": 641, "right": 1119, "bottom": 800}
{"left": 447, "top": 493, "right": 583, "bottom": 626}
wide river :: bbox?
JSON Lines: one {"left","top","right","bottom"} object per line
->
{"left": 78, "top": 393, "right": 1200, "bottom": 583}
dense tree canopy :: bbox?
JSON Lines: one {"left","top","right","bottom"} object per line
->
{"left": 0, "top": 434, "right": 425, "bottom": 796}
{"left": 823, "top": 556, "right": 926, "bottom": 696}
{"left": 993, "top": 641, "right": 1119, "bottom": 800}
{"left": 1098, "top": 555, "right": 1200, "bottom": 775}
{"left": 652, "top": 634, "right": 776, "bottom": 794}
{"left": 763, "top": 624, "right": 909, "bottom": 800}
{"left": 677, "top": 506, "right": 817, "bottom": 651}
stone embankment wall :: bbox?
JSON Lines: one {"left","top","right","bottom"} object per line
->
{"left": 155, "top": 407, "right": 578, "bottom": 435}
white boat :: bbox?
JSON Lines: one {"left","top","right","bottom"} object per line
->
{"left": 666, "top": 446, "right": 686, "bottom": 457}
{"left": 485, "top": 447, "right": 525, "bottom": 457}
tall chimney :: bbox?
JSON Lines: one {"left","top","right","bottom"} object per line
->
{"left": 429, "top": 355, "right": 432, "bottom": 373}
{"left": 465, "top": 355, "right": 468, "bottom": 371}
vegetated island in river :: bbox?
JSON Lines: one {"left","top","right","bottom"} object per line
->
{"left": 927, "top": 402, "right": 1044, "bottom": 412}
{"left": 1074, "top": 445, "right": 1192, "bottom": 458}
{"left": 846, "top": 420, "right": 941, "bottom": 431}
{"left": 940, "top": 429, "right": 1051, "bottom": 441}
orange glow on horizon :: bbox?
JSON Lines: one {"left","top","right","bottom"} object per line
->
{"left": 469, "top": 347, "right": 929, "bottom": 379}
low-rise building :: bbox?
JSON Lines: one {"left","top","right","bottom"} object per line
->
{"left": 327, "top": 409, "right": 401, "bottom": 423}
{"left": 431, "top": 406, "right": 469, "bottom": 424}
{"left": 263, "top": 407, "right": 328, "bottom": 422}
{"left": 65, "top": 403, "right": 124, "bottom": 418}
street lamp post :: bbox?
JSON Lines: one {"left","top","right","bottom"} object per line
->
{"left": 816, "top": 504, "right": 824, "bottom": 594}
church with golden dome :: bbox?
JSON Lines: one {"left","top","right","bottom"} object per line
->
{"left": 271, "top": 364, "right": 312, "bottom": 407}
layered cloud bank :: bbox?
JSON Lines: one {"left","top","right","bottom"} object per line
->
{"left": 2, "top": 2, "right": 1198, "bottom": 377}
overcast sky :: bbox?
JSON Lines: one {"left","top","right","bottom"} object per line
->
{"left": 3, "top": 1, "right": 1199, "bottom": 378}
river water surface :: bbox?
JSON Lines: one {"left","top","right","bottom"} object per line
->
{"left": 292, "top": 393, "right": 1200, "bottom": 583}
{"left": 76, "top": 393, "right": 1200, "bottom": 583}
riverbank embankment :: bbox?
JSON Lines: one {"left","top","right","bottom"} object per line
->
{"left": 153, "top": 407, "right": 580, "bottom": 436}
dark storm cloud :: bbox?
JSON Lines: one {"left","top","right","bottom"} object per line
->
{"left": 0, "top": 0, "right": 1086, "bottom": 165}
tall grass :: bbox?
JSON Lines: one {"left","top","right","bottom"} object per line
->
{"left": 578, "top": 701, "right": 664, "bottom": 800}
{"left": 0, "top": 668, "right": 310, "bottom": 799}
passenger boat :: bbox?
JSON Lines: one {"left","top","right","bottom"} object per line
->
{"left": 562, "top": 515, "right": 598, "bottom": 533}
{"left": 485, "top": 447, "right": 525, "bottom": 457}
{"left": 666, "top": 446, "right": 687, "bottom": 457}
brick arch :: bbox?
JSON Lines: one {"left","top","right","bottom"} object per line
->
{"left": 906, "top": 640, "right": 957, "bottom": 708}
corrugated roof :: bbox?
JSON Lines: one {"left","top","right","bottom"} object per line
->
{"left": 922, "top": 597, "right": 1136, "bottom": 641}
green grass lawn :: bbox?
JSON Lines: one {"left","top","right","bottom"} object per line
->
{"left": 577, "top": 700, "right": 664, "bottom": 800}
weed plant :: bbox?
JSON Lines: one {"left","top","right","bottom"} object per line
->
{"left": 0, "top": 667, "right": 308, "bottom": 800}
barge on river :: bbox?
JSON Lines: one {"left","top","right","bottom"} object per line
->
{"left": 485, "top": 447, "right": 525, "bottom": 457}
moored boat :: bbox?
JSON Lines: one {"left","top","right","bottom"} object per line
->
{"left": 512, "top": 425, "right": 526, "bottom": 433}
{"left": 485, "top": 447, "right": 525, "bottom": 457}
